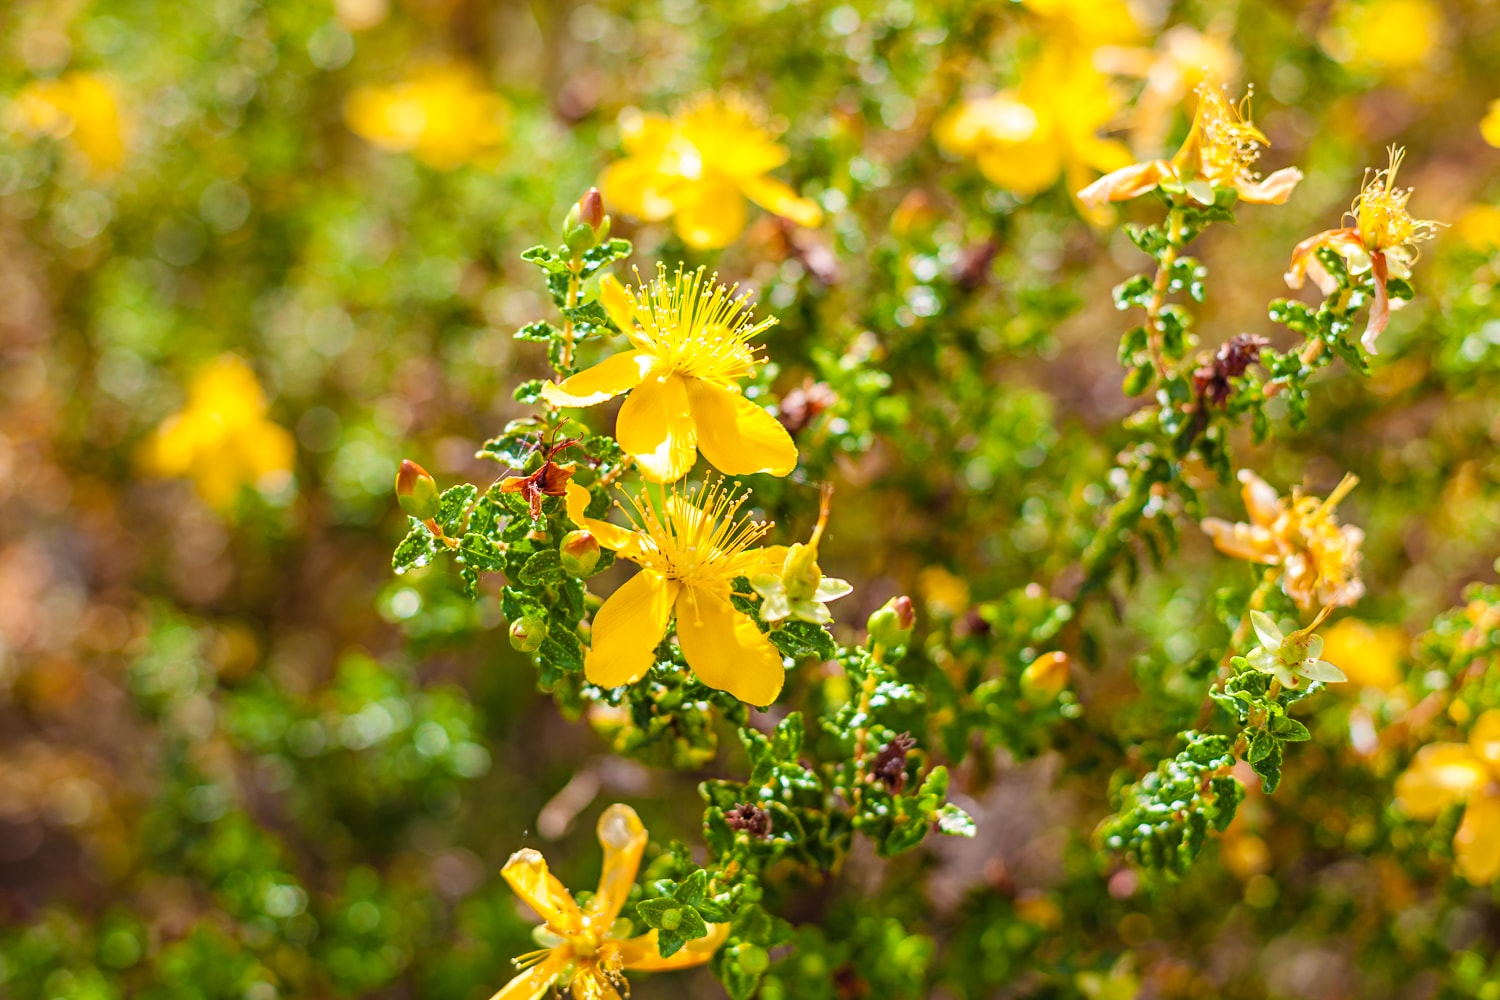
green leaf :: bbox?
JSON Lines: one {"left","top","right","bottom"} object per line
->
{"left": 392, "top": 522, "right": 438, "bottom": 575}
{"left": 437, "top": 485, "right": 477, "bottom": 536}
{"left": 934, "top": 803, "right": 976, "bottom": 837}
{"left": 457, "top": 533, "right": 505, "bottom": 573}
{"left": 1269, "top": 715, "right": 1311, "bottom": 742}
{"left": 1247, "top": 728, "right": 1275, "bottom": 764}
{"left": 519, "top": 549, "right": 565, "bottom": 586}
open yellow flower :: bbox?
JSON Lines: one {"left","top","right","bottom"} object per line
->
{"left": 141, "top": 356, "right": 296, "bottom": 510}
{"left": 7, "top": 72, "right": 127, "bottom": 175}
{"left": 599, "top": 95, "right": 821, "bottom": 250}
{"left": 566, "top": 478, "right": 788, "bottom": 706}
{"left": 345, "top": 64, "right": 508, "bottom": 170}
{"left": 936, "top": 47, "right": 1133, "bottom": 209}
{"left": 493, "top": 804, "right": 727, "bottom": 999}
{"left": 1202, "top": 470, "right": 1365, "bottom": 612}
{"left": 1078, "top": 81, "right": 1302, "bottom": 209}
{"left": 1395, "top": 711, "right": 1500, "bottom": 883}
{"left": 541, "top": 264, "right": 797, "bottom": 484}
{"left": 1286, "top": 146, "right": 1440, "bottom": 353}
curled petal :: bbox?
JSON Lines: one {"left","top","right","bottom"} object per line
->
{"left": 588, "top": 804, "right": 648, "bottom": 928}
{"left": 501, "top": 849, "right": 583, "bottom": 934}
{"left": 1285, "top": 228, "right": 1359, "bottom": 290}
{"left": 1361, "top": 252, "right": 1390, "bottom": 355}
{"left": 675, "top": 584, "right": 785, "bottom": 705}
{"left": 1077, "top": 160, "right": 1172, "bottom": 208}
{"left": 541, "top": 351, "right": 655, "bottom": 408}
{"left": 1236, "top": 166, "right": 1303, "bottom": 205}
{"left": 685, "top": 379, "right": 798, "bottom": 479}
{"left": 585, "top": 570, "right": 680, "bottom": 689}
{"left": 564, "top": 482, "right": 640, "bottom": 554}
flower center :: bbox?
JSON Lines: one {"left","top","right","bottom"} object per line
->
{"left": 625, "top": 265, "right": 774, "bottom": 384}
{"left": 620, "top": 477, "right": 771, "bottom": 587}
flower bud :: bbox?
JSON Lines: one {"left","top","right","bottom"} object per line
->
{"left": 564, "top": 187, "right": 610, "bottom": 253}
{"left": 395, "top": 459, "right": 440, "bottom": 521}
{"left": 509, "top": 614, "right": 547, "bottom": 653}
{"left": 559, "top": 529, "right": 601, "bottom": 576}
{"left": 1021, "top": 651, "right": 1071, "bottom": 700}
{"left": 867, "top": 595, "right": 915, "bottom": 649}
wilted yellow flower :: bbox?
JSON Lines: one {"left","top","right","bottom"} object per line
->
{"left": 1320, "top": 618, "right": 1407, "bottom": 689}
{"left": 345, "top": 64, "right": 508, "bottom": 170}
{"left": 7, "top": 72, "right": 126, "bottom": 175}
{"left": 493, "top": 804, "right": 726, "bottom": 999}
{"left": 1395, "top": 711, "right": 1500, "bottom": 883}
{"left": 1078, "top": 81, "right": 1302, "bottom": 209}
{"left": 599, "top": 95, "right": 822, "bottom": 250}
{"left": 142, "top": 356, "right": 296, "bottom": 510}
{"left": 936, "top": 47, "right": 1133, "bottom": 209}
{"left": 1095, "top": 25, "right": 1242, "bottom": 157}
{"left": 750, "top": 484, "right": 852, "bottom": 625}
{"left": 541, "top": 265, "right": 797, "bottom": 484}
{"left": 1483, "top": 100, "right": 1500, "bottom": 149}
{"left": 566, "top": 478, "right": 789, "bottom": 706}
{"left": 1321, "top": 0, "right": 1444, "bottom": 75}
{"left": 1202, "top": 470, "right": 1365, "bottom": 612}
{"left": 1286, "top": 146, "right": 1441, "bottom": 353}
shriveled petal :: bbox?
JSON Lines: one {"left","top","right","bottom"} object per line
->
{"left": 564, "top": 482, "right": 639, "bottom": 554}
{"left": 671, "top": 174, "right": 749, "bottom": 250}
{"left": 541, "top": 351, "right": 655, "bottom": 408}
{"left": 1202, "top": 517, "right": 1281, "bottom": 565}
{"left": 1236, "top": 166, "right": 1304, "bottom": 205}
{"left": 486, "top": 950, "right": 571, "bottom": 1000}
{"left": 501, "top": 849, "right": 583, "bottom": 934}
{"left": 1285, "top": 228, "right": 1359, "bottom": 290}
{"left": 617, "top": 922, "right": 731, "bottom": 972}
{"left": 675, "top": 585, "right": 785, "bottom": 706}
{"left": 1249, "top": 610, "right": 1283, "bottom": 649}
{"left": 1454, "top": 792, "right": 1500, "bottom": 884}
{"left": 1361, "top": 252, "right": 1391, "bottom": 355}
{"left": 739, "top": 174, "right": 823, "bottom": 228}
{"left": 585, "top": 570, "right": 680, "bottom": 689}
{"left": 685, "top": 379, "right": 798, "bottom": 479}
{"left": 617, "top": 370, "right": 699, "bottom": 483}
{"left": 1077, "top": 160, "right": 1172, "bottom": 208}
{"left": 1395, "top": 744, "right": 1488, "bottom": 820}
{"left": 588, "top": 804, "right": 648, "bottom": 928}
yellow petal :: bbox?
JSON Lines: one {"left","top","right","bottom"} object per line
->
{"left": 587, "top": 804, "right": 648, "bottom": 927}
{"left": 684, "top": 379, "right": 798, "bottom": 479}
{"left": 1484, "top": 99, "right": 1500, "bottom": 150}
{"left": 616, "top": 922, "right": 730, "bottom": 971}
{"left": 599, "top": 154, "right": 679, "bottom": 222}
{"left": 1454, "top": 791, "right": 1500, "bottom": 884}
{"left": 616, "top": 370, "right": 699, "bottom": 483}
{"left": 541, "top": 351, "right": 654, "bottom": 408}
{"left": 739, "top": 174, "right": 823, "bottom": 228}
{"left": 586, "top": 570, "right": 679, "bottom": 688}
{"left": 1395, "top": 743, "right": 1488, "bottom": 820}
{"left": 598, "top": 274, "right": 636, "bottom": 334}
{"left": 501, "top": 849, "right": 583, "bottom": 934}
{"left": 1237, "top": 166, "right": 1304, "bottom": 205}
{"left": 1201, "top": 518, "right": 1281, "bottom": 565}
{"left": 670, "top": 175, "right": 748, "bottom": 250}
{"left": 564, "top": 482, "right": 639, "bottom": 554}
{"left": 976, "top": 136, "right": 1063, "bottom": 196}
{"left": 1077, "top": 160, "right": 1171, "bottom": 207}
{"left": 486, "top": 950, "right": 570, "bottom": 1000}
{"left": 1470, "top": 710, "right": 1500, "bottom": 767}
{"left": 674, "top": 585, "right": 785, "bottom": 705}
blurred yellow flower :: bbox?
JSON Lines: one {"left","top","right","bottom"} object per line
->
{"left": 345, "top": 64, "right": 508, "bottom": 170}
{"left": 142, "top": 356, "right": 295, "bottom": 510}
{"left": 541, "top": 265, "right": 797, "bottom": 484}
{"left": 936, "top": 48, "right": 1133, "bottom": 210}
{"left": 1095, "top": 25, "right": 1242, "bottom": 157}
{"left": 1202, "top": 470, "right": 1365, "bottom": 612}
{"left": 7, "top": 72, "right": 126, "bottom": 175}
{"left": 599, "top": 95, "right": 822, "bottom": 250}
{"left": 1395, "top": 711, "right": 1500, "bottom": 883}
{"left": 1286, "top": 146, "right": 1440, "bottom": 352}
{"left": 1454, "top": 204, "right": 1500, "bottom": 250}
{"left": 1079, "top": 81, "right": 1302, "bottom": 209}
{"left": 566, "top": 477, "right": 789, "bottom": 705}
{"left": 1021, "top": 0, "right": 1138, "bottom": 49}
{"left": 1320, "top": 618, "right": 1407, "bottom": 689}
{"left": 1482, "top": 99, "right": 1500, "bottom": 149}
{"left": 1322, "top": 0, "right": 1444, "bottom": 74}
{"left": 493, "top": 804, "right": 726, "bottom": 999}
{"left": 917, "top": 565, "right": 969, "bottom": 618}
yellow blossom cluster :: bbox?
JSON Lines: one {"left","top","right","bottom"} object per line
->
{"left": 345, "top": 63, "right": 508, "bottom": 170}
{"left": 1396, "top": 712, "right": 1500, "bottom": 883}
{"left": 7, "top": 71, "right": 127, "bottom": 175}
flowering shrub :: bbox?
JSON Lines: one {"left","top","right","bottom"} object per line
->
{"left": 3, "top": 2, "right": 1500, "bottom": 999}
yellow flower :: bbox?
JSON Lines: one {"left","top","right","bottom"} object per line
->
{"left": 541, "top": 264, "right": 797, "bottom": 484}
{"left": 1395, "top": 711, "right": 1500, "bottom": 883}
{"left": 1078, "top": 81, "right": 1302, "bottom": 209}
{"left": 566, "top": 478, "right": 788, "bottom": 705}
{"left": 599, "top": 95, "right": 822, "bottom": 250}
{"left": 142, "top": 356, "right": 296, "bottom": 510}
{"left": 1021, "top": 0, "right": 1139, "bottom": 49}
{"left": 1286, "top": 146, "right": 1441, "bottom": 353}
{"left": 1094, "top": 25, "right": 1242, "bottom": 157}
{"left": 1320, "top": 618, "right": 1407, "bottom": 690}
{"left": 345, "top": 64, "right": 508, "bottom": 170}
{"left": 1322, "top": 0, "right": 1444, "bottom": 75}
{"left": 936, "top": 47, "right": 1133, "bottom": 208}
{"left": 1454, "top": 204, "right": 1500, "bottom": 251}
{"left": 1202, "top": 470, "right": 1365, "bottom": 612}
{"left": 7, "top": 72, "right": 127, "bottom": 175}
{"left": 493, "top": 804, "right": 727, "bottom": 999}
{"left": 1483, "top": 100, "right": 1500, "bottom": 149}
{"left": 917, "top": 566, "right": 970, "bottom": 619}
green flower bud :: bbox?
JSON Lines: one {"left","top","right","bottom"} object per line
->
{"left": 563, "top": 188, "right": 610, "bottom": 253}
{"left": 395, "top": 459, "right": 440, "bottom": 521}
{"left": 509, "top": 614, "right": 546, "bottom": 653}
{"left": 867, "top": 595, "right": 915, "bottom": 649}
{"left": 559, "top": 529, "right": 601, "bottom": 576}
{"left": 659, "top": 907, "right": 682, "bottom": 931}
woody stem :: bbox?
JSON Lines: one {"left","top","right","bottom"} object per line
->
{"left": 1144, "top": 208, "right": 1183, "bottom": 380}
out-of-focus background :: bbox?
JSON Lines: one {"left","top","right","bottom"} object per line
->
{"left": 2, "top": 0, "right": 1500, "bottom": 997}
